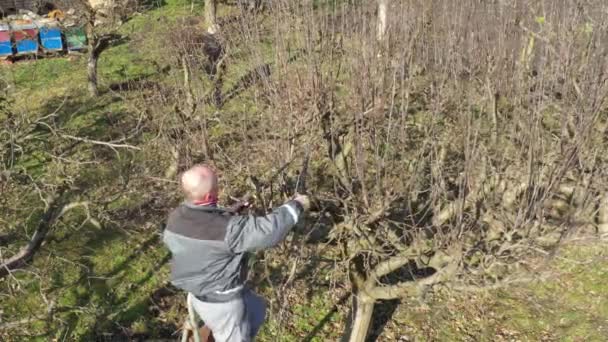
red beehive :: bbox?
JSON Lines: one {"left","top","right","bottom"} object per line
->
{"left": 11, "top": 21, "right": 38, "bottom": 55}
{"left": 0, "top": 24, "right": 11, "bottom": 57}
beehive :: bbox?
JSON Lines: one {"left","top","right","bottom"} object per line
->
{"left": 38, "top": 22, "right": 63, "bottom": 52}
{"left": 0, "top": 24, "right": 11, "bottom": 57}
{"left": 65, "top": 26, "right": 87, "bottom": 52}
{"left": 11, "top": 21, "right": 38, "bottom": 55}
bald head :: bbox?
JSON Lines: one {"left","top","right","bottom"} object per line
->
{"left": 181, "top": 164, "right": 219, "bottom": 202}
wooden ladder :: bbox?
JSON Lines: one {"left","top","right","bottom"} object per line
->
{"left": 181, "top": 294, "right": 215, "bottom": 342}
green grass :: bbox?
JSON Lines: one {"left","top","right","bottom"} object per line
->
{"left": 0, "top": 0, "right": 201, "bottom": 106}
{"left": 1, "top": 220, "right": 171, "bottom": 341}
{"left": 1, "top": 1, "right": 607, "bottom": 341}
{"left": 385, "top": 243, "right": 608, "bottom": 341}
{"left": 0, "top": 18, "right": 173, "bottom": 333}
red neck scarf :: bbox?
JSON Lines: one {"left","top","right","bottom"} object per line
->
{"left": 193, "top": 193, "right": 218, "bottom": 206}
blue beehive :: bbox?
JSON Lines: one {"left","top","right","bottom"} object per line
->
{"left": 39, "top": 24, "right": 63, "bottom": 52}
{"left": 11, "top": 22, "right": 38, "bottom": 55}
{"left": 0, "top": 24, "right": 11, "bottom": 57}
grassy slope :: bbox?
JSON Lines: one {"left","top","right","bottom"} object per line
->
{"left": 0, "top": 2, "right": 197, "bottom": 341}
{"left": 383, "top": 243, "right": 608, "bottom": 341}
{"left": 1, "top": 2, "right": 607, "bottom": 341}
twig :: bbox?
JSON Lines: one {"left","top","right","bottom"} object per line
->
{"left": 60, "top": 134, "right": 141, "bottom": 151}
{"left": 0, "top": 318, "right": 36, "bottom": 329}
{"left": 144, "top": 175, "right": 179, "bottom": 184}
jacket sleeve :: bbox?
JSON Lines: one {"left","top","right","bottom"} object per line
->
{"left": 224, "top": 200, "right": 304, "bottom": 253}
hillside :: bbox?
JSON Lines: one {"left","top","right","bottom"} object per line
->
{"left": 1, "top": 1, "right": 607, "bottom": 341}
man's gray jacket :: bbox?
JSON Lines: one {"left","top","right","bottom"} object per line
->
{"left": 163, "top": 201, "right": 303, "bottom": 302}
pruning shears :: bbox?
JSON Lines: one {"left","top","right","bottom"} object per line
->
{"left": 294, "top": 148, "right": 311, "bottom": 196}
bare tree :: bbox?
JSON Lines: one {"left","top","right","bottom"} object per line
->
{"left": 74, "top": 0, "right": 132, "bottom": 96}
{"left": 377, "top": 0, "right": 388, "bottom": 41}
{"left": 204, "top": 0, "right": 262, "bottom": 34}
{"left": 179, "top": 1, "right": 608, "bottom": 341}
{"left": 205, "top": 0, "right": 218, "bottom": 34}
{"left": 35, "top": 0, "right": 603, "bottom": 339}
{"left": 0, "top": 96, "right": 134, "bottom": 280}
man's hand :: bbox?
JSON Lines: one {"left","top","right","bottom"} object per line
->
{"left": 228, "top": 194, "right": 253, "bottom": 213}
{"left": 293, "top": 194, "right": 311, "bottom": 212}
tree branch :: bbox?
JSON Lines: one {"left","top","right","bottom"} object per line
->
{"left": 368, "top": 254, "right": 413, "bottom": 280}
{"left": 368, "top": 261, "right": 459, "bottom": 300}
{"left": 0, "top": 187, "right": 68, "bottom": 278}
{"left": 433, "top": 176, "right": 503, "bottom": 226}
{"left": 60, "top": 134, "right": 141, "bottom": 151}
{"left": 598, "top": 193, "right": 608, "bottom": 235}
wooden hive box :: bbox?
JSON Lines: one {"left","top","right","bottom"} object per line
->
{"left": 38, "top": 21, "right": 63, "bottom": 52}
{"left": 0, "top": 23, "right": 12, "bottom": 57}
{"left": 11, "top": 21, "right": 38, "bottom": 55}
{"left": 65, "top": 25, "right": 86, "bottom": 52}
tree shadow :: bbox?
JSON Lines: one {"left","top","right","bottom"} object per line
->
{"left": 39, "top": 94, "right": 122, "bottom": 127}
{"left": 211, "top": 49, "right": 305, "bottom": 108}
{"left": 339, "top": 297, "right": 401, "bottom": 342}
{"left": 341, "top": 298, "right": 405, "bottom": 342}
{"left": 31, "top": 89, "right": 147, "bottom": 157}
{"left": 302, "top": 293, "right": 350, "bottom": 342}
{"left": 218, "top": 62, "right": 271, "bottom": 106}
{"left": 366, "top": 299, "right": 400, "bottom": 341}
{"left": 71, "top": 232, "right": 173, "bottom": 340}
{"left": 94, "top": 252, "right": 174, "bottom": 341}
{"left": 0, "top": 232, "right": 17, "bottom": 246}
{"left": 108, "top": 70, "right": 168, "bottom": 93}
{"left": 39, "top": 189, "right": 172, "bottom": 339}
{"left": 44, "top": 225, "right": 124, "bottom": 339}
{"left": 140, "top": 0, "right": 168, "bottom": 10}
{"left": 104, "top": 234, "right": 162, "bottom": 279}
{"left": 337, "top": 262, "right": 437, "bottom": 342}
{"left": 106, "top": 54, "right": 171, "bottom": 92}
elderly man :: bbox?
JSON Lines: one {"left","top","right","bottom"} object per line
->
{"left": 163, "top": 164, "right": 310, "bottom": 342}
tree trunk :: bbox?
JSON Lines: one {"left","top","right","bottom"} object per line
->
{"left": 205, "top": 0, "right": 218, "bottom": 34}
{"left": 85, "top": 15, "right": 100, "bottom": 97}
{"left": 88, "top": 46, "right": 100, "bottom": 97}
{"left": 238, "top": 0, "right": 258, "bottom": 12}
{"left": 86, "top": 35, "right": 114, "bottom": 97}
{"left": 377, "top": 0, "right": 388, "bottom": 41}
{"left": 598, "top": 194, "right": 608, "bottom": 235}
{"left": 348, "top": 294, "right": 375, "bottom": 342}
{"left": 181, "top": 55, "right": 196, "bottom": 118}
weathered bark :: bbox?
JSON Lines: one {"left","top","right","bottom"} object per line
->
{"left": 78, "top": 0, "right": 122, "bottom": 97}
{"left": 598, "top": 194, "right": 608, "bottom": 235}
{"left": 370, "top": 255, "right": 411, "bottom": 280}
{"left": 205, "top": 0, "right": 218, "bottom": 34}
{"left": 348, "top": 294, "right": 375, "bottom": 342}
{"left": 87, "top": 46, "right": 100, "bottom": 97}
{"left": 238, "top": 0, "right": 259, "bottom": 12}
{"left": 181, "top": 55, "right": 196, "bottom": 118}
{"left": 488, "top": 85, "right": 499, "bottom": 145}
{"left": 80, "top": 0, "right": 101, "bottom": 97}
{"left": 84, "top": 13, "right": 99, "bottom": 97}
{"left": 0, "top": 233, "right": 15, "bottom": 246}
{"left": 377, "top": 0, "right": 388, "bottom": 41}
{"left": 86, "top": 34, "right": 120, "bottom": 97}
{"left": 178, "top": 53, "right": 213, "bottom": 161}
{"left": 0, "top": 188, "right": 67, "bottom": 278}
{"left": 165, "top": 146, "right": 179, "bottom": 179}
